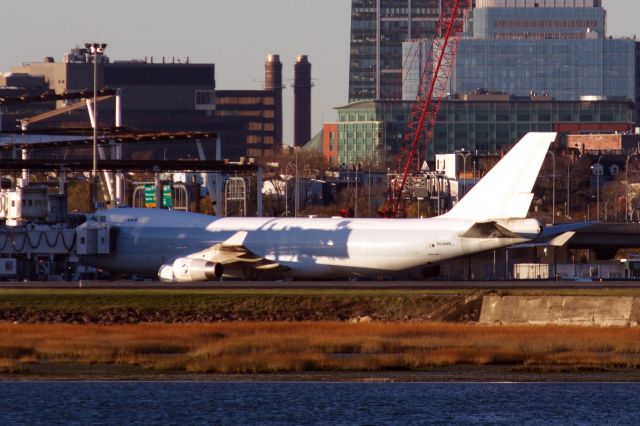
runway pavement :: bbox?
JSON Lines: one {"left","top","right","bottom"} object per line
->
{"left": 0, "top": 279, "right": 638, "bottom": 290}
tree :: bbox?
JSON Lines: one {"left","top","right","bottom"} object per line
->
{"left": 258, "top": 149, "right": 327, "bottom": 216}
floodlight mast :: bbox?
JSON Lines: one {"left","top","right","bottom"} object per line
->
{"left": 86, "top": 42, "right": 107, "bottom": 212}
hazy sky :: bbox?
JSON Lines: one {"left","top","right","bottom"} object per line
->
{"left": 0, "top": 1, "right": 636, "bottom": 145}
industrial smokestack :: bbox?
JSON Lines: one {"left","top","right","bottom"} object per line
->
{"left": 265, "top": 54, "right": 283, "bottom": 147}
{"left": 293, "top": 55, "right": 311, "bottom": 148}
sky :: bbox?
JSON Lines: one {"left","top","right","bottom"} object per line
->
{"left": 0, "top": 1, "right": 636, "bottom": 146}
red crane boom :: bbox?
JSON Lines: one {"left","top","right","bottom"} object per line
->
{"left": 383, "top": 0, "right": 471, "bottom": 217}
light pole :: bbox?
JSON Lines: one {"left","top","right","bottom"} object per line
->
{"left": 547, "top": 150, "right": 556, "bottom": 224}
{"left": 625, "top": 152, "right": 639, "bottom": 222}
{"left": 566, "top": 161, "right": 571, "bottom": 219}
{"left": 86, "top": 42, "right": 107, "bottom": 212}
{"left": 283, "top": 174, "right": 288, "bottom": 217}
{"left": 472, "top": 159, "right": 476, "bottom": 183}
{"left": 596, "top": 155, "right": 603, "bottom": 222}
{"left": 354, "top": 166, "right": 359, "bottom": 218}
{"left": 367, "top": 165, "right": 371, "bottom": 216}
{"left": 285, "top": 162, "right": 298, "bottom": 217}
{"left": 294, "top": 148, "right": 299, "bottom": 217}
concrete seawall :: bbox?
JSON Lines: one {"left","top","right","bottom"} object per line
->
{"left": 480, "top": 296, "right": 640, "bottom": 327}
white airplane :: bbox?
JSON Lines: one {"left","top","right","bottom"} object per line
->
{"left": 79, "top": 132, "right": 556, "bottom": 281}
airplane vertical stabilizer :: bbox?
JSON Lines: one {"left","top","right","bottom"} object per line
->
{"left": 442, "top": 132, "right": 556, "bottom": 221}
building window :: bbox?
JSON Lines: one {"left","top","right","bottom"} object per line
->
{"left": 195, "top": 90, "right": 216, "bottom": 111}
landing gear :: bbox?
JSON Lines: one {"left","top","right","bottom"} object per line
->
{"left": 422, "top": 265, "right": 441, "bottom": 279}
{"left": 242, "top": 268, "right": 260, "bottom": 281}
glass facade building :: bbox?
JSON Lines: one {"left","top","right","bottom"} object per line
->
{"left": 452, "top": 38, "right": 636, "bottom": 101}
{"left": 401, "top": 2, "right": 637, "bottom": 107}
{"left": 336, "top": 97, "right": 635, "bottom": 166}
{"left": 349, "top": 0, "right": 639, "bottom": 105}
{"left": 349, "top": 0, "right": 442, "bottom": 102}
{"left": 342, "top": 0, "right": 639, "bottom": 169}
{"left": 472, "top": 6, "right": 605, "bottom": 40}
{"left": 449, "top": 2, "right": 637, "bottom": 107}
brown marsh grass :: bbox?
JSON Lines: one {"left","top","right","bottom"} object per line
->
{"left": 2, "top": 322, "right": 640, "bottom": 374}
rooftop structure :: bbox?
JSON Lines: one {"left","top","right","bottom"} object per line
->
{"left": 472, "top": 3, "right": 606, "bottom": 40}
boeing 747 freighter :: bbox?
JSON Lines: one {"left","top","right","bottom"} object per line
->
{"left": 79, "top": 132, "right": 556, "bottom": 281}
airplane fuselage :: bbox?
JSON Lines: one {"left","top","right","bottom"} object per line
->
{"left": 83, "top": 209, "right": 527, "bottom": 279}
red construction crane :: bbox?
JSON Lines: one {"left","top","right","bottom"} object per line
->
{"left": 382, "top": 0, "right": 471, "bottom": 217}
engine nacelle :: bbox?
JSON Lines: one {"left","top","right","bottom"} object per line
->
{"left": 158, "top": 257, "right": 223, "bottom": 282}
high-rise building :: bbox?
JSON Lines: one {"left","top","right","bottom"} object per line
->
{"left": 348, "top": 0, "right": 444, "bottom": 102}
{"left": 351, "top": 0, "right": 638, "bottom": 106}
{"left": 338, "top": 0, "right": 640, "bottom": 167}
{"left": 402, "top": 0, "right": 637, "bottom": 106}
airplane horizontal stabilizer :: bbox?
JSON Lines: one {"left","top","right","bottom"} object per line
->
{"left": 548, "top": 231, "right": 576, "bottom": 247}
{"left": 512, "top": 231, "right": 576, "bottom": 249}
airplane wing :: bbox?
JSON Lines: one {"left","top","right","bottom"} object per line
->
{"left": 159, "top": 231, "right": 285, "bottom": 282}
{"left": 198, "top": 231, "right": 282, "bottom": 271}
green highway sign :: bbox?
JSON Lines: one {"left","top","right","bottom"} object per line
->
{"left": 144, "top": 184, "right": 172, "bottom": 208}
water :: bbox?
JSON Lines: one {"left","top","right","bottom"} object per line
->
{"left": 0, "top": 382, "right": 638, "bottom": 425}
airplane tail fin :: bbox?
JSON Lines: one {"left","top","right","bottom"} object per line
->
{"left": 442, "top": 132, "right": 556, "bottom": 221}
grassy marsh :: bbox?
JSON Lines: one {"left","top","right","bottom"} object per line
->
{"left": 0, "top": 289, "right": 484, "bottom": 322}
{"left": 1, "top": 322, "right": 640, "bottom": 375}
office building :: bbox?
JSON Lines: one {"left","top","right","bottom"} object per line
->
{"left": 402, "top": 0, "right": 637, "bottom": 110}
{"left": 354, "top": 0, "right": 638, "bottom": 111}
{"left": 333, "top": 94, "right": 635, "bottom": 167}
{"left": 0, "top": 73, "right": 53, "bottom": 131}
{"left": 213, "top": 90, "right": 279, "bottom": 158}
{"left": 3, "top": 46, "right": 283, "bottom": 160}
{"left": 348, "top": 0, "right": 444, "bottom": 102}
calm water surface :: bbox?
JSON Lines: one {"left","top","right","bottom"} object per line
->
{"left": 0, "top": 382, "right": 638, "bottom": 425}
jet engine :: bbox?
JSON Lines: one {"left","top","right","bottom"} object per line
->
{"left": 158, "top": 258, "right": 223, "bottom": 282}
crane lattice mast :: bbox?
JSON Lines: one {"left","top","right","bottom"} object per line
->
{"left": 383, "top": 0, "right": 471, "bottom": 217}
